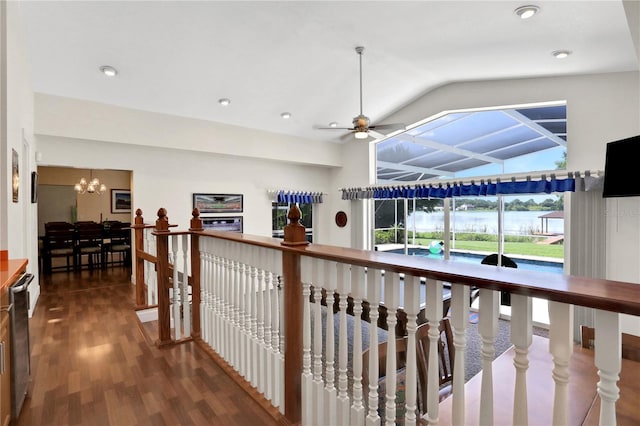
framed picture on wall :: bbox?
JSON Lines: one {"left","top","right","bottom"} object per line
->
{"left": 202, "top": 216, "right": 243, "bottom": 233}
{"left": 193, "top": 193, "right": 243, "bottom": 214}
{"left": 12, "top": 149, "right": 19, "bottom": 203}
{"left": 31, "top": 171, "right": 38, "bottom": 203}
{"left": 111, "top": 189, "right": 131, "bottom": 214}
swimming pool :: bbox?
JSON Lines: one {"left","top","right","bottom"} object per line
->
{"left": 386, "top": 247, "right": 564, "bottom": 274}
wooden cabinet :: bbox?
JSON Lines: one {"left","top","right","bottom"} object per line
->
{"left": 0, "top": 291, "right": 11, "bottom": 426}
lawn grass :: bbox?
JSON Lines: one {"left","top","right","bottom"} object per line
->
{"left": 413, "top": 238, "right": 564, "bottom": 258}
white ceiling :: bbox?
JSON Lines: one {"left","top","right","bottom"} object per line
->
{"left": 19, "top": 1, "right": 639, "bottom": 144}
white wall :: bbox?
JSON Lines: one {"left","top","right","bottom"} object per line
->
{"left": 1, "top": 1, "right": 40, "bottom": 315}
{"left": 35, "top": 93, "right": 342, "bottom": 168}
{"left": 36, "top": 135, "right": 333, "bottom": 239}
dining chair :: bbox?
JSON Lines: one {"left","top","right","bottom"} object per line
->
{"left": 42, "top": 226, "right": 76, "bottom": 273}
{"left": 75, "top": 222, "right": 104, "bottom": 270}
{"left": 105, "top": 223, "right": 132, "bottom": 267}
{"left": 362, "top": 317, "right": 454, "bottom": 420}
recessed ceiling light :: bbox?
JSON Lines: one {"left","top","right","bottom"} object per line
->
{"left": 329, "top": 122, "right": 338, "bottom": 128}
{"left": 552, "top": 50, "right": 571, "bottom": 59}
{"left": 514, "top": 5, "right": 539, "bottom": 19}
{"left": 99, "top": 65, "right": 118, "bottom": 77}
{"left": 281, "top": 112, "right": 292, "bottom": 119}
{"left": 218, "top": 98, "right": 231, "bottom": 106}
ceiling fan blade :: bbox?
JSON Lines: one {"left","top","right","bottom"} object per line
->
{"left": 369, "top": 130, "right": 386, "bottom": 139}
{"left": 316, "top": 127, "right": 354, "bottom": 130}
{"left": 369, "top": 123, "right": 406, "bottom": 131}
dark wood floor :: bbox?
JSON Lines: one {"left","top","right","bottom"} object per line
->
{"left": 17, "top": 267, "right": 279, "bottom": 426}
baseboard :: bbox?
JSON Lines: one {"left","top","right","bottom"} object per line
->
{"left": 136, "top": 307, "right": 158, "bottom": 323}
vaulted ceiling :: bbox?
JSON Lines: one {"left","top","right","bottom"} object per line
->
{"left": 19, "top": 1, "right": 639, "bottom": 145}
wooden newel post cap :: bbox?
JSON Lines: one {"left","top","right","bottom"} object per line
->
{"left": 190, "top": 208, "right": 204, "bottom": 231}
{"left": 135, "top": 208, "right": 144, "bottom": 225}
{"left": 281, "top": 204, "right": 309, "bottom": 247}
{"left": 155, "top": 208, "right": 170, "bottom": 233}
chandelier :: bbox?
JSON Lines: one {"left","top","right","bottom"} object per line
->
{"left": 74, "top": 171, "right": 107, "bottom": 195}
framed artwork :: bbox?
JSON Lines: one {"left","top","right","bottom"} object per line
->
{"left": 202, "top": 216, "right": 243, "bottom": 233}
{"left": 193, "top": 193, "right": 243, "bottom": 214}
{"left": 12, "top": 149, "right": 19, "bottom": 203}
{"left": 31, "top": 171, "right": 38, "bottom": 203}
{"left": 111, "top": 189, "right": 132, "bottom": 214}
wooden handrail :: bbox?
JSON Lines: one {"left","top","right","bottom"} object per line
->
{"left": 141, "top": 205, "right": 640, "bottom": 425}
{"left": 187, "top": 229, "right": 640, "bottom": 317}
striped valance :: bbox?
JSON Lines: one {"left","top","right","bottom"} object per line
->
{"left": 272, "top": 190, "right": 323, "bottom": 204}
{"left": 341, "top": 171, "right": 603, "bottom": 200}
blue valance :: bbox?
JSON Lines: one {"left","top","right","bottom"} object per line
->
{"left": 277, "top": 190, "right": 323, "bottom": 204}
{"left": 341, "top": 178, "right": 576, "bottom": 200}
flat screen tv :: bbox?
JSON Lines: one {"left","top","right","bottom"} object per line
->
{"left": 602, "top": 135, "right": 640, "bottom": 198}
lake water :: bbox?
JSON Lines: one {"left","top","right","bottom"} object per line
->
{"left": 406, "top": 210, "right": 564, "bottom": 235}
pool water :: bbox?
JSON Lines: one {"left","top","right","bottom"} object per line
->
{"left": 388, "top": 247, "right": 564, "bottom": 274}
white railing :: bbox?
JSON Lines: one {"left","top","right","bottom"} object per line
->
{"left": 193, "top": 230, "right": 638, "bottom": 426}
{"left": 141, "top": 207, "right": 639, "bottom": 426}
{"left": 143, "top": 227, "right": 158, "bottom": 306}
{"left": 199, "top": 237, "right": 285, "bottom": 411}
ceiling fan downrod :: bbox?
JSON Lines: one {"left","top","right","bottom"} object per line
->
{"left": 356, "top": 46, "right": 364, "bottom": 116}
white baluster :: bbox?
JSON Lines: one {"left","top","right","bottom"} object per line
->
{"left": 181, "top": 234, "right": 191, "bottom": 338}
{"left": 237, "top": 252, "right": 246, "bottom": 378}
{"left": 301, "top": 256, "right": 313, "bottom": 426}
{"left": 243, "top": 247, "right": 253, "bottom": 382}
{"left": 548, "top": 301, "right": 573, "bottom": 426}
{"left": 366, "top": 268, "right": 382, "bottom": 426}
{"left": 257, "top": 259, "right": 267, "bottom": 394}
{"left": 425, "top": 279, "right": 443, "bottom": 425}
{"left": 510, "top": 294, "right": 532, "bottom": 426}
{"left": 229, "top": 243, "right": 238, "bottom": 370}
{"left": 478, "top": 288, "right": 499, "bottom": 425}
{"left": 336, "top": 263, "right": 351, "bottom": 426}
{"left": 312, "top": 282, "right": 324, "bottom": 426}
{"left": 594, "top": 309, "right": 621, "bottom": 426}
{"left": 263, "top": 250, "right": 274, "bottom": 402}
{"left": 403, "top": 275, "right": 420, "bottom": 426}
{"left": 270, "top": 249, "right": 283, "bottom": 410}
{"left": 450, "top": 284, "right": 469, "bottom": 425}
{"left": 250, "top": 249, "right": 259, "bottom": 390}
{"left": 171, "top": 234, "right": 181, "bottom": 340}
{"left": 324, "top": 261, "right": 337, "bottom": 426}
{"left": 200, "top": 248, "right": 208, "bottom": 346}
{"left": 350, "top": 265, "right": 366, "bottom": 425}
{"left": 384, "top": 272, "right": 400, "bottom": 426}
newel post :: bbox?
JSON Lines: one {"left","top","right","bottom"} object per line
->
{"left": 154, "top": 208, "right": 172, "bottom": 346}
{"left": 133, "top": 209, "right": 147, "bottom": 307}
{"left": 189, "top": 208, "right": 204, "bottom": 338}
{"left": 281, "top": 204, "right": 309, "bottom": 424}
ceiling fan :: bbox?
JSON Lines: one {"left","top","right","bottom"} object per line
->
{"left": 318, "top": 46, "right": 405, "bottom": 140}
